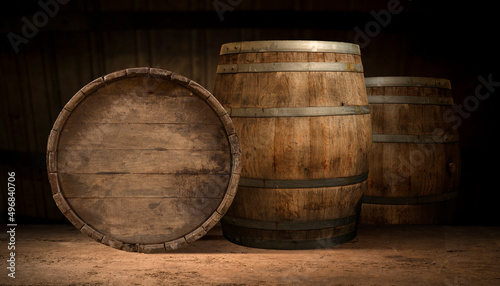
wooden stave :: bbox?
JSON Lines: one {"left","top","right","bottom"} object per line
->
{"left": 219, "top": 40, "right": 361, "bottom": 55}
{"left": 47, "top": 67, "right": 242, "bottom": 252}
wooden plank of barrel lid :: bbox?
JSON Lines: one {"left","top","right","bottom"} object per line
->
{"left": 361, "top": 76, "right": 461, "bottom": 224}
{"left": 213, "top": 40, "right": 372, "bottom": 249}
{"left": 46, "top": 67, "right": 241, "bottom": 253}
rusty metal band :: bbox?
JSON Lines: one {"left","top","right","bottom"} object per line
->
{"left": 372, "top": 134, "right": 460, "bottom": 143}
{"left": 220, "top": 40, "right": 361, "bottom": 55}
{"left": 222, "top": 214, "right": 358, "bottom": 231}
{"left": 225, "top": 105, "right": 370, "bottom": 118}
{"left": 222, "top": 228, "right": 358, "bottom": 250}
{"left": 238, "top": 172, "right": 368, "bottom": 189}
{"left": 216, "top": 62, "right": 363, "bottom": 73}
{"left": 368, "top": 95, "right": 454, "bottom": 105}
{"left": 362, "top": 192, "right": 459, "bottom": 205}
{"left": 365, "top": 77, "right": 451, "bottom": 89}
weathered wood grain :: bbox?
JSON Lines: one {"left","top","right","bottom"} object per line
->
{"left": 66, "top": 197, "right": 221, "bottom": 244}
{"left": 59, "top": 173, "right": 230, "bottom": 199}
{"left": 58, "top": 123, "right": 228, "bottom": 150}
{"left": 57, "top": 149, "right": 231, "bottom": 174}
{"left": 66, "top": 78, "right": 219, "bottom": 124}
{"left": 47, "top": 68, "right": 241, "bottom": 252}
{"left": 230, "top": 183, "right": 365, "bottom": 222}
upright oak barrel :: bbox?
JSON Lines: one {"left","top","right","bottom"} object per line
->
{"left": 361, "top": 77, "right": 461, "bottom": 224}
{"left": 213, "top": 41, "right": 372, "bottom": 249}
{"left": 47, "top": 67, "right": 241, "bottom": 253}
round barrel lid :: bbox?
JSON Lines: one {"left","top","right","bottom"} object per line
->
{"left": 47, "top": 67, "right": 241, "bottom": 253}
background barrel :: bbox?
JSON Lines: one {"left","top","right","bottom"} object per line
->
{"left": 361, "top": 77, "right": 461, "bottom": 224}
{"left": 213, "top": 41, "right": 371, "bottom": 249}
{"left": 47, "top": 67, "right": 241, "bottom": 253}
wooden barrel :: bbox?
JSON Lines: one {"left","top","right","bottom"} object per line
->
{"left": 361, "top": 76, "right": 461, "bottom": 224}
{"left": 213, "top": 41, "right": 371, "bottom": 249}
{"left": 46, "top": 67, "right": 241, "bottom": 253}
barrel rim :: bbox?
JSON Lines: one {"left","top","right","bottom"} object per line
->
{"left": 365, "top": 76, "right": 451, "bottom": 89}
{"left": 220, "top": 40, "right": 361, "bottom": 55}
{"left": 46, "top": 67, "right": 242, "bottom": 253}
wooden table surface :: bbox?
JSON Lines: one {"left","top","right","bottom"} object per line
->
{"left": 0, "top": 224, "right": 499, "bottom": 285}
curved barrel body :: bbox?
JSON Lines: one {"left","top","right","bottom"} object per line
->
{"left": 362, "top": 76, "right": 461, "bottom": 224}
{"left": 214, "top": 41, "right": 371, "bottom": 249}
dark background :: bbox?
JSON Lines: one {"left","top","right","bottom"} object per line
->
{"left": 0, "top": 0, "right": 498, "bottom": 225}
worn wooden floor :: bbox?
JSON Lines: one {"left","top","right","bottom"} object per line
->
{"left": 0, "top": 224, "right": 499, "bottom": 285}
